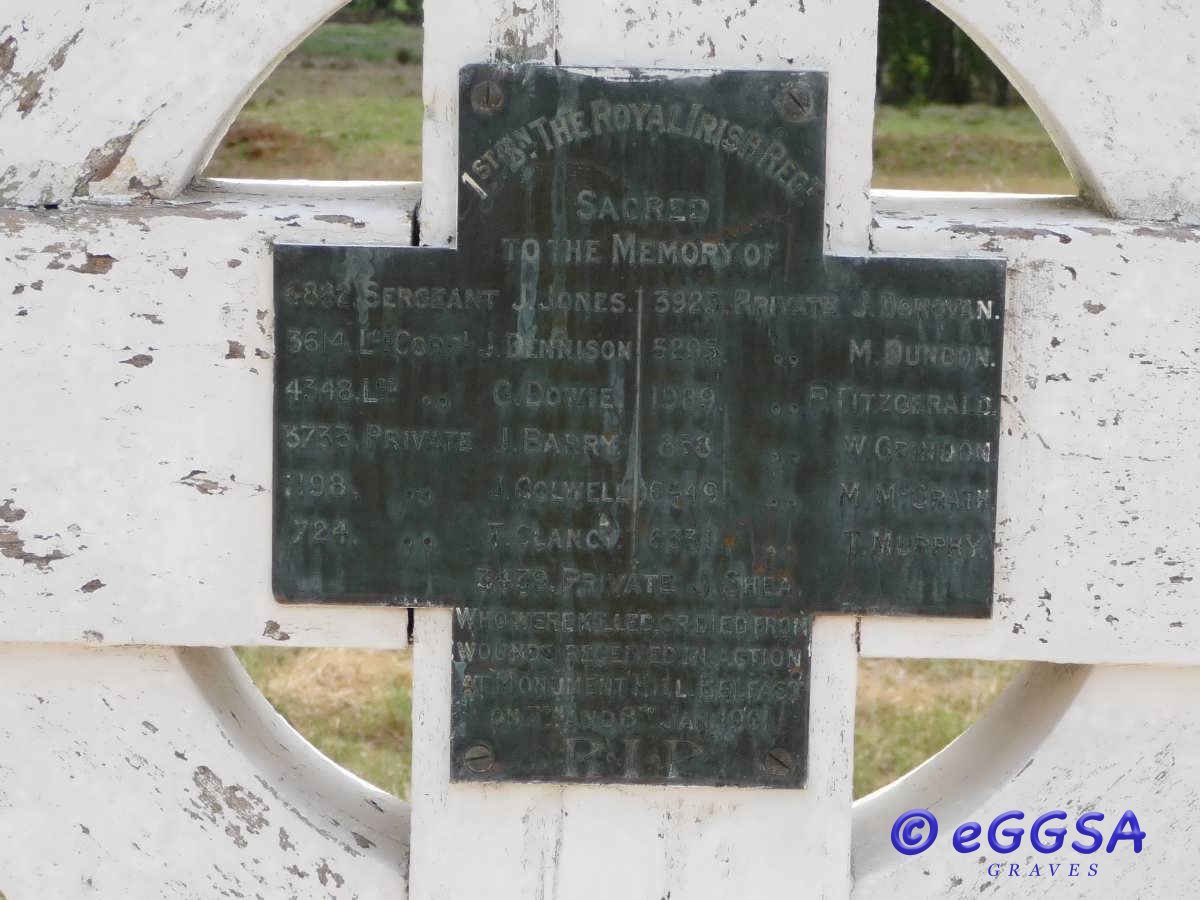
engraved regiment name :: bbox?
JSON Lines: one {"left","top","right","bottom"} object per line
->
{"left": 272, "top": 64, "right": 1006, "bottom": 788}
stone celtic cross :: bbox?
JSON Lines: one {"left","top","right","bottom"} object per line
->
{"left": 272, "top": 63, "right": 1005, "bottom": 787}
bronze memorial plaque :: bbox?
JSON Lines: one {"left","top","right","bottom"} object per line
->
{"left": 272, "top": 64, "right": 1006, "bottom": 787}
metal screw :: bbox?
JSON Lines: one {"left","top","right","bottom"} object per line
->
{"left": 779, "top": 82, "right": 815, "bottom": 123}
{"left": 470, "top": 79, "right": 505, "bottom": 115}
{"left": 463, "top": 743, "right": 496, "bottom": 773}
{"left": 764, "top": 748, "right": 794, "bottom": 776}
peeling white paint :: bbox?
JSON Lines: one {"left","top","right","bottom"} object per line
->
{"left": 2, "top": 0, "right": 1200, "bottom": 897}
{"left": 0, "top": 181, "right": 417, "bottom": 649}
{"left": 0, "top": 644, "right": 408, "bottom": 896}
{"left": 931, "top": 0, "right": 1200, "bottom": 223}
{"left": 0, "top": 1, "right": 348, "bottom": 205}
{"left": 860, "top": 192, "right": 1200, "bottom": 665}
{"left": 855, "top": 664, "right": 1198, "bottom": 896}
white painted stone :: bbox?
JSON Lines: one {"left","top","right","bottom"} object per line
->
{"left": 0, "top": 1, "right": 346, "bottom": 206}
{"left": 0, "top": 643, "right": 408, "bottom": 897}
{"left": 0, "top": 180, "right": 416, "bottom": 649}
{"left": 861, "top": 191, "right": 1200, "bottom": 665}
{"left": 854, "top": 663, "right": 1184, "bottom": 897}
{"left": 0, "top": 0, "right": 1198, "bottom": 897}
{"left": 932, "top": 0, "right": 1200, "bottom": 223}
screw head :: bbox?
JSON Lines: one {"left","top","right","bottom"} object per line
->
{"left": 470, "top": 79, "right": 506, "bottom": 115}
{"left": 463, "top": 743, "right": 496, "bottom": 773}
{"left": 778, "top": 81, "right": 815, "bottom": 123}
{"left": 764, "top": 748, "right": 794, "bottom": 776}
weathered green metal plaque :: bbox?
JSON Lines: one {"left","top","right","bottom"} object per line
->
{"left": 272, "top": 64, "right": 1005, "bottom": 788}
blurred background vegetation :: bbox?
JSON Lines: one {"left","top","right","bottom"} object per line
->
{"left": 878, "top": 0, "right": 1012, "bottom": 106}
{"left": 213, "top": 0, "right": 1067, "bottom": 803}
{"left": 338, "top": 0, "right": 423, "bottom": 25}
{"left": 207, "top": 3, "right": 1074, "bottom": 194}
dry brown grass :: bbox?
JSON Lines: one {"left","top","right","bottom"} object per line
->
{"left": 854, "top": 659, "right": 1024, "bottom": 798}
{"left": 236, "top": 647, "right": 414, "bottom": 797}
{"left": 204, "top": 58, "right": 423, "bottom": 182}
{"left": 249, "top": 648, "right": 412, "bottom": 718}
